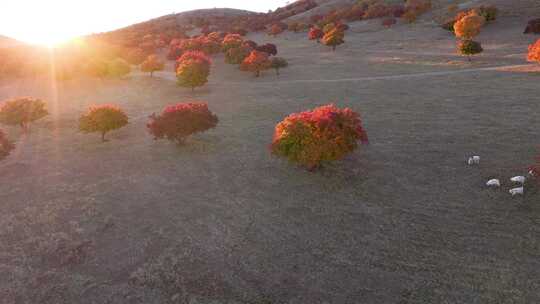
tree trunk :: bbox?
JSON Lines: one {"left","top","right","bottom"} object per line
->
{"left": 255, "top": 70, "right": 260, "bottom": 77}
{"left": 150, "top": 71, "right": 154, "bottom": 77}
{"left": 192, "top": 86, "right": 195, "bottom": 92}
{"left": 101, "top": 131, "right": 106, "bottom": 142}
{"left": 468, "top": 55, "right": 472, "bottom": 62}
{"left": 332, "top": 45, "right": 336, "bottom": 51}
{"left": 275, "top": 68, "right": 280, "bottom": 76}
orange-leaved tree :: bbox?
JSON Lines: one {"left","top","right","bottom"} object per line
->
{"left": 141, "top": 55, "right": 165, "bottom": 77}
{"left": 240, "top": 50, "right": 271, "bottom": 77}
{"left": 527, "top": 39, "right": 540, "bottom": 64}
{"left": 322, "top": 28, "right": 345, "bottom": 51}
{"left": 271, "top": 104, "right": 369, "bottom": 170}
{"left": 222, "top": 34, "right": 244, "bottom": 52}
{"left": 176, "top": 51, "right": 211, "bottom": 91}
{"left": 79, "top": 104, "right": 129, "bottom": 142}
{"left": 454, "top": 13, "right": 485, "bottom": 40}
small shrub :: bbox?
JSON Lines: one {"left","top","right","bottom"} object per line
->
{"left": 270, "top": 57, "right": 288, "bottom": 76}
{"left": 79, "top": 104, "right": 128, "bottom": 142}
{"left": 527, "top": 39, "right": 540, "bottom": 63}
{"left": 240, "top": 51, "right": 271, "bottom": 77}
{"left": 458, "top": 40, "right": 483, "bottom": 61}
{"left": 141, "top": 55, "right": 165, "bottom": 77}
{"left": 0, "top": 97, "right": 49, "bottom": 131}
{"left": 322, "top": 28, "right": 345, "bottom": 51}
{"left": 107, "top": 58, "right": 131, "bottom": 78}
{"left": 308, "top": 27, "right": 324, "bottom": 42}
{"left": 256, "top": 43, "right": 278, "bottom": 56}
{"left": 0, "top": 129, "right": 14, "bottom": 160}
{"left": 147, "top": 102, "right": 218, "bottom": 144}
{"left": 271, "top": 104, "right": 368, "bottom": 170}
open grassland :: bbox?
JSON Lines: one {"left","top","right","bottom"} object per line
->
{"left": 1, "top": 16, "right": 539, "bottom": 304}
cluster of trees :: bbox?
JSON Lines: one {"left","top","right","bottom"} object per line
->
{"left": 0, "top": 97, "right": 369, "bottom": 171}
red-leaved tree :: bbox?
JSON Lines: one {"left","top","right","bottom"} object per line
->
{"left": 147, "top": 102, "right": 218, "bottom": 144}
{"left": 141, "top": 55, "right": 165, "bottom": 77}
{"left": 308, "top": 27, "right": 324, "bottom": 43}
{"left": 271, "top": 104, "right": 368, "bottom": 170}
{"left": 176, "top": 51, "right": 211, "bottom": 91}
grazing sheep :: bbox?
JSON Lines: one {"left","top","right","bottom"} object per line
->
{"left": 509, "top": 187, "right": 524, "bottom": 196}
{"left": 486, "top": 179, "right": 500, "bottom": 187}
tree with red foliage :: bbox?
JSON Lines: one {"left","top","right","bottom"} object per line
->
{"left": 527, "top": 39, "right": 540, "bottom": 64}
{"left": 141, "top": 55, "right": 165, "bottom": 77}
{"left": 256, "top": 43, "right": 278, "bottom": 56}
{"left": 147, "top": 102, "right": 218, "bottom": 144}
{"left": 308, "top": 27, "right": 324, "bottom": 43}
{"left": 240, "top": 50, "right": 271, "bottom": 77}
{"left": 271, "top": 104, "right": 368, "bottom": 170}
{"left": 0, "top": 129, "right": 14, "bottom": 160}
{"left": 322, "top": 28, "right": 345, "bottom": 51}
{"left": 176, "top": 51, "right": 211, "bottom": 91}
{"left": 269, "top": 24, "right": 284, "bottom": 37}
{"left": 79, "top": 104, "right": 128, "bottom": 142}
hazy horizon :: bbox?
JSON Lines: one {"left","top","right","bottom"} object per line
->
{"left": 0, "top": 0, "right": 292, "bottom": 44}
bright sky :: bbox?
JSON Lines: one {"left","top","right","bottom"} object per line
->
{"left": 0, "top": 0, "right": 291, "bottom": 45}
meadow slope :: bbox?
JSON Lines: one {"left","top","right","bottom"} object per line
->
{"left": 0, "top": 10, "right": 539, "bottom": 304}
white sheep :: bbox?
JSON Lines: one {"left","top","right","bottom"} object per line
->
{"left": 509, "top": 187, "right": 524, "bottom": 196}
{"left": 510, "top": 176, "right": 526, "bottom": 184}
{"left": 486, "top": 179, "right": 500, "bottom": 187}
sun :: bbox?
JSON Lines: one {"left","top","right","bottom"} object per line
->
{"left": 19, "top": 31, "right": 76, "bottom": 47}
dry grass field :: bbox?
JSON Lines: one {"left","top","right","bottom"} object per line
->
{"left": 1, "top": 13, "right": 539, "bottom": 304}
